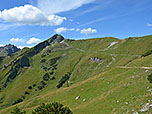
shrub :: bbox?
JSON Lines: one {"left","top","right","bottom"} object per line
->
{"left": 20, "top": 56, "right": 30, "bottom": 67}
{"left": 0, "top": 57, "right": 4, "bottom": 63}
{"left": 40, "top": 59, "right": 46, "bottom": 63}
{"left": 28, "top": 86, "right": 32, "bottom": 90}
{"left": 24, "top": 91, "right": 30, "bottom": 95}
{"left": 41, "top": 66, "right": 47, "bottom": 71}
{"left": 22, "top": 96, "right": 25, "bottom": 99}
{"left": 142, "top": 50, "right": 152, "bottom": 57}
{"left": 49, "top": 57, "right": 60, "bottom": 66}
{"left": 10, "top": 106, "right": 26, "bottom": 114}
{"left": 43, "top": 73, "right": 50, "bottom": 81}
{"left": 41, "top": 81, "right": 47, "bottom": 86}
{"left": 147, "top": 74, "right": 152, "bottom": 83}
{"left": 12, "top": 98, "right": 23, "bottom": 105}
{"left": 38, "top": 86, "right": 44, "bottom": 90}
{"left": 32, "top": 102, "right": 73, "bottom": 114}
{"left": 33, "top": 84, "right": 36, "bottom": 87}
{"left": 41, "top": 54, "right": 46, "bottom": 58}
{"left": 10, "top": 102, "right": 72, "bottom": 114}
{"left": 57, "top": 72, "right": 71, "bottom": 88}
{"left": 49, "top": 72, "right": 54, "bottom": 75}
{"left": 50, "top": 76, "right": 55, "bottom": 80}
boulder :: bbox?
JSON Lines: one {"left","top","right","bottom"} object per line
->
{"left": 83, "top": 99, "right": 86, "bottom": 102}
{"left": 75, "top": 96, "right": 80, "bottom": 100}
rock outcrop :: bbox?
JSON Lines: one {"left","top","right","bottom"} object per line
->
{"left": 0, "top": 44, "right": 20, "bottom": 56}
{"left": 48, "top": 34, "right": 64, "bottom": 44}
{"left": 26, "top": 34, "right": 64, "bottom": 57}
{"left": 89, "top": 57, "right": 104, "bottom": 63}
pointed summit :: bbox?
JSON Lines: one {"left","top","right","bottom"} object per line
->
{"left": 48, "top": 34, "right": 64, "bottom": 44}
{"left": 25, "top": 34, "right": 65, "bottom": 57}
{"left": 0, "top": 44, "right": 20, "bottom": 56}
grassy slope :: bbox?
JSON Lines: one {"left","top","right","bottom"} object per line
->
{"left": 0, "top": 35, "right": 152, "bottom": 113}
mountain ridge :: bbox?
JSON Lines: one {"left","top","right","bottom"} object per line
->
{"left": 0, "top": 34, "right": 152, "bottom": 114}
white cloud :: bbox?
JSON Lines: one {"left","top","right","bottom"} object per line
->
{"left": 80, "top": 28, "right": 97, "bottom": 35}
{"left": 69, "top": 28, "right": 75, "bottom": 31}
{"left": 69, "top": 19, "right": 73, "bottom": 22}
{"left": 0, "top": 44, "right": 5, "bottom": 47}
{"left": 27, "top": 37, "right": 41, "bottom": 44}
{"left": 55, "top": 27, "right": 97, "bottom": 35}
{"left": 77, "top": 22, "right": 80, "bottom": 24}
{"left": 17, "top": 45, "right": 33, "bottom": 49}
{"left": 17, "top": 46, "right": 25, "bottom": 49}
{"left": 76, "top": 28, "right": 80, "bottom": 32}
{"left": 55, "top": 27, "right": 75, "bottom": 34}
{"left": 148, "top": 24, "right": 152, "bottom": 26}
{"left": 37, "top": 0, "right": 95, "bottom": 14}
{"left": 0, "top": 23, "right": 19, "bottom": 31}
{"left": 79, "top": 16, "right": 111, "bottom": 27}
{"left": 0, "top": 5, "right": 66, "bottom": 26}
{"left": 10, "top": 38, "right": 25, "bottom": 43}
{"left": 55, "top": 27, "right": 67, "bottom": 34}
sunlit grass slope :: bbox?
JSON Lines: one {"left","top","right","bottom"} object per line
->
{"left": 0, "top": 35, "right": 152, "bottom": 114}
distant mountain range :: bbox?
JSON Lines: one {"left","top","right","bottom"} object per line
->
{"left": 0, "top": 34, "right": 152, "bottom": 114}
{"left": 0, "top": 44, "right": 20, "bottom": 57}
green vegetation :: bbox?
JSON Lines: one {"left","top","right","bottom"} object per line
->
{"left": 20, "top": 56, "right": 30, "bottom": 68}
{"left": 0, "top": 34, "right": 152, "bottom": 114}
{"left": 10, "top": 102, "right": 72, "bottom": 114}
{"left": 142, "top": 50, "right": 152, "bottom": 57}
{"left": 57, "top": 72, "right": 71, "bottom": 88}
{"left": 12, "top": 98, "right": 23, "bottom": 105}
{"left": 10, "top": 106, "right": 26, "bottom": 114}
{"left": 43, "top": 73, "right": 50, "bottom": 81}
{"left": 147, "top": 73, "right": 152, "bottom": 83}
{"left": 32, "top": 102, "right": 72, "bottom": 114}
{"left": 0, "top": 57, "right": 4, "bottom": 63}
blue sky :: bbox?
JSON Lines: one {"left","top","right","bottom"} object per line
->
{"left": 0, "top": 0, "right": 152, "bottom": 48}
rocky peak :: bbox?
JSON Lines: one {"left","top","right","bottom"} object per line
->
{"left": 0, "top": 44, "right": 20, "bottom": 56}
{"left": 48, "top": 34, "right": 64, "bottom": 44}
{"left": 25, "top": 34, "right": 65, "bottom": 57}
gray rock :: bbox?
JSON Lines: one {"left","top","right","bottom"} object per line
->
{"left": 75, "top": 96, "right": 80, "bottom": 100}
{"left": 89, "top": 57, "right": 104, "bottom": 63}
{"left": 0, "top": 44, "right": 20, "bottom": 56}
{"left": 48, "top": 34, "right": 64, "bottom": 44}
{"left": 139, "top": 103, "right": 152, "bottom": 112}
{"left": 83, "top": 99, "right": 86, "bottom": 102}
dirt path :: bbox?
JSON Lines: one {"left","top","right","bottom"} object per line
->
{"left": 119, "top": 66, "right": 152, "bottom": 69}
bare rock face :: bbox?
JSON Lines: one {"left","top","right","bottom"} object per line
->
{"left": 89, "top": 57, "right": 104, "bottom": 63}
{"left": 48, "top": 34, "right": 64, "bottom": 44}
{"left": 26, "top": 34, "right": 64, "bottom": 57}
{"left": 0, "top": 44, "right": 20, "bottom": 56}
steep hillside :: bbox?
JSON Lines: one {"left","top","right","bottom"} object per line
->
{"left": 0, "top": 34, "right": 152, "bottom": 114}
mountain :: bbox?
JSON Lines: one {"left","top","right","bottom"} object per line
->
{"left": 0, "top": 44, "right": 20, "bottom": 57}
{"left": 0, "top": 34, "right": 152, "bottom": 114}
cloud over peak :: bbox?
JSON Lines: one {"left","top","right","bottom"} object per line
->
{"left": 0, "top": 5, "right": 66, "bottom": 26}
{"left": 54, "top": 27, "right": 97, "bottom": 35}
{"left": 55, "top": 27, "right": 75, "bottom": 34}
{"left": 27, "top": 37, "right": 41, "bottom": 44}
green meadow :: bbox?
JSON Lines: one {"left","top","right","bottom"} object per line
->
{"left": 0, "top": 35, "right": 152, "bottom": 114}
